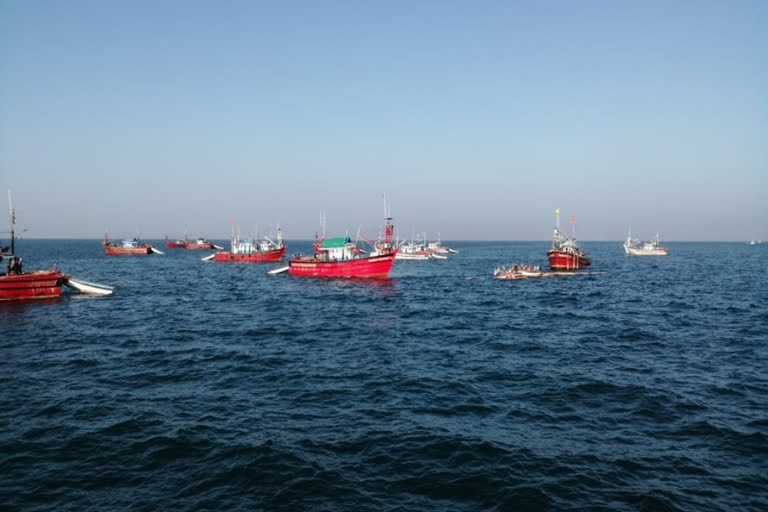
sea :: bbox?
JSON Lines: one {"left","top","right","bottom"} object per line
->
{"left": 1, "top": 240, "right": 766, "bottom": 511}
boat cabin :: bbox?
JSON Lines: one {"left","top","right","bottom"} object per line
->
{"left": 233, "top": 239, "right": 257, "bottom": 254}
{"left": 319, "top": 237, "right": 356, "bottom": 261}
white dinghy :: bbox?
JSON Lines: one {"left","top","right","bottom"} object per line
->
{"left": 65, "top": 277, "right": 115, "bottom": 295}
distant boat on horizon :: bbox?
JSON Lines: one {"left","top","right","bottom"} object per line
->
{"left": 102, "top": 231, "right": 163, "bottom": 255}
{"left": 624, "top": 230, "right": 669, "bottom": 256}
{"left": 206, "top": 225, "right": 286, "bottom": 263}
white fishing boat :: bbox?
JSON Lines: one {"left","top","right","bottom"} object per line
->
{"left": 427, "top": 235, "right": 458, "bottom": 255}
{"left": 623, "top": 230, "right": 668, "bottom": 256}
{"left": 395, "top": 238, "right": 432, "bottom": 260}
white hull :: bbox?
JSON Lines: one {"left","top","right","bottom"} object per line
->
{"left": 267, "top": 265, "right": 290, "bottom": 275}
{"left": 624, "top": 245, "right": 668, "bottom": 256}
{"left": 624, "top": 231, "right": 668, "bottom": 256}
{"left": 429, "top": 253, "right": 447, "bottom": 260}
{"left": 65, "top": 277, "right": 115, "bottom": 295}
{"left": 395, "top": 253, "right": 431, "bottom": 260}
{"left": 201, "top": 253, "right": 216, "bottom": 261}
{"left": 150, "top": 247, "right": 165, "bottom": 255}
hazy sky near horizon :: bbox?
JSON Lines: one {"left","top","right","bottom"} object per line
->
{"left": 1, "top": 1, "right": 765, "bottom": 241}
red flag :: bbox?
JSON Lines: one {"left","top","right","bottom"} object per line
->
{"left": 570, "top": 215, "right": 575, "bottom": 224}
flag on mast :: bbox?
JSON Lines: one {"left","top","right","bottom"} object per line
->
{"left": 555, "top": 209, "right": 560, "bottom": 218}
{"left": 570, "top": 215, "right": 575, "bottom": 224}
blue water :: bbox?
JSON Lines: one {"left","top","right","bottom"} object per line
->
{"left": 2, "top": 240, "right": 767, "bottom": 511}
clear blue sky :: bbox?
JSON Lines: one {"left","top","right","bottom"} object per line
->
{"left": 1, "top": 0, "right": 765, "bottom": 240}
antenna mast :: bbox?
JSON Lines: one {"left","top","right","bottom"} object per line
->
{"left": 8, "top": 190, "right": 15, "bottom": 256}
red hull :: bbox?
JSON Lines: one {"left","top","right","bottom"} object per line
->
{"left": 185, "top": 242, "right": 215, "bottom": 250}
{"left": 0, "top": 271, "right": 67, "bottom": 301}
{"left": 213, "top": 246, "right": 286, "bottom": 262}
{"left": 548, "top": 250, "right": 591, "bottom": 271}
{"left": 289, "top": 251, "right": 396, "bottom": 279}
{"left": 165, "top": 240, "right": 186, "bottom": 249}
{"left": 103, "top": 243, "right": 152, "bottom": 255}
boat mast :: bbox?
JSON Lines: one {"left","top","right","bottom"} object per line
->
{"left": 8, "top": 190, "right": 14, "bottom": 255}
{"left": 230, "top": 218, "right": 236, "bottom": 252}
{"left": 383, "top": 195, "right": 393, "bottom": 246}
{"left": 571, "top": 215, "right": 576, "bottom": 242}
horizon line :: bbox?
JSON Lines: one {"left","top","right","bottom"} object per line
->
{"left": 15, "top": 237, "right": 764, "bottom": 244}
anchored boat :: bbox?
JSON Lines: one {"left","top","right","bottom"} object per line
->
{"left": 1, "top": 192, "right": 114, "bottom": 300}
{"left": 427, "top": 235, "right": 459, "bottom": 255}
{"left": 547, "top": 210, "right": 591, "bottom": 271}
{"left": 165, "top": 232, "right": 222, "bottom": 250}
{"left": 209, "top": 226, "right": 286, "bottom": 262}
{"left": 102, "top": 232, "right": 162, "bottom": 255}
{"left": 165, "top": 237, "right": 186, "bottom": 249}
{"left": 623, "top": 230, "right": 668, "bottom": 256}
{"left": 289, "top": 203, "right": 397, "bottom": 278}
{"left": 395, "top": 240, "right": 432, "bottom": 260}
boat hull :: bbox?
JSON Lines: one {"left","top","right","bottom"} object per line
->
{"left": 289, "top": 252, "right": 396, "bottom": 278}
{"left": 213, "top": 246, "right": 286, "bottom": 263}
{"left": 103, "top": 243, "right": 153, "bottom": 255}
{"left": 165, "top": 241, "right": 186, "bottom": 249}
{"left": 184, "top": 243, "right": 216, "bottom": 250}
{"left": 395, "top": 252, "right": 431, "bottom": 260}
{"left": 548, "top": 250, "right": 591, "bottom": 271}
{"left": 0, "top": 271, "right": 68, "bottom": 300}
{"left": 624, "top": 246, "right": 668, "bottom": 256}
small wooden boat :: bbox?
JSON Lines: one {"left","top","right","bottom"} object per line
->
{"left": 493, "top": 264, "right": 542, "bottom": 280}
{"left": 267, "top": 265, "right": 290, "bottom": 276}
{"left": 64, "top": 277, "right": 115, "bottom": 295}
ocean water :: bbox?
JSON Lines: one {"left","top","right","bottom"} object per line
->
{"left": 1, "top": 240, "right": 767, "bottom": 511}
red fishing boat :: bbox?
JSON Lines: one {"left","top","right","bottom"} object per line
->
{"left": 1, "top": 192, "right": 113, "bottom": 300}
{"left": 547, "top": 209, "right": 591, "bottom": 271}
{"left": 288, "top": 205, "right": 397, "bottom": 279}
{"left": 165, "top": 232, "right": 222, "bottom": 250}
{"left": 185, "top": 237, "right": 221, "bottom": 250}
{"left": 208, "top": 227, "right": 286, "bottom": 262}
{"left": 165, "top": 236, "right": 186, "bottom": 249}
{"left": 0, "top": 267, "right": 69, "bottom": 300}
{"left": 102, "top": 230, "right": 162, "bottom": 255}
